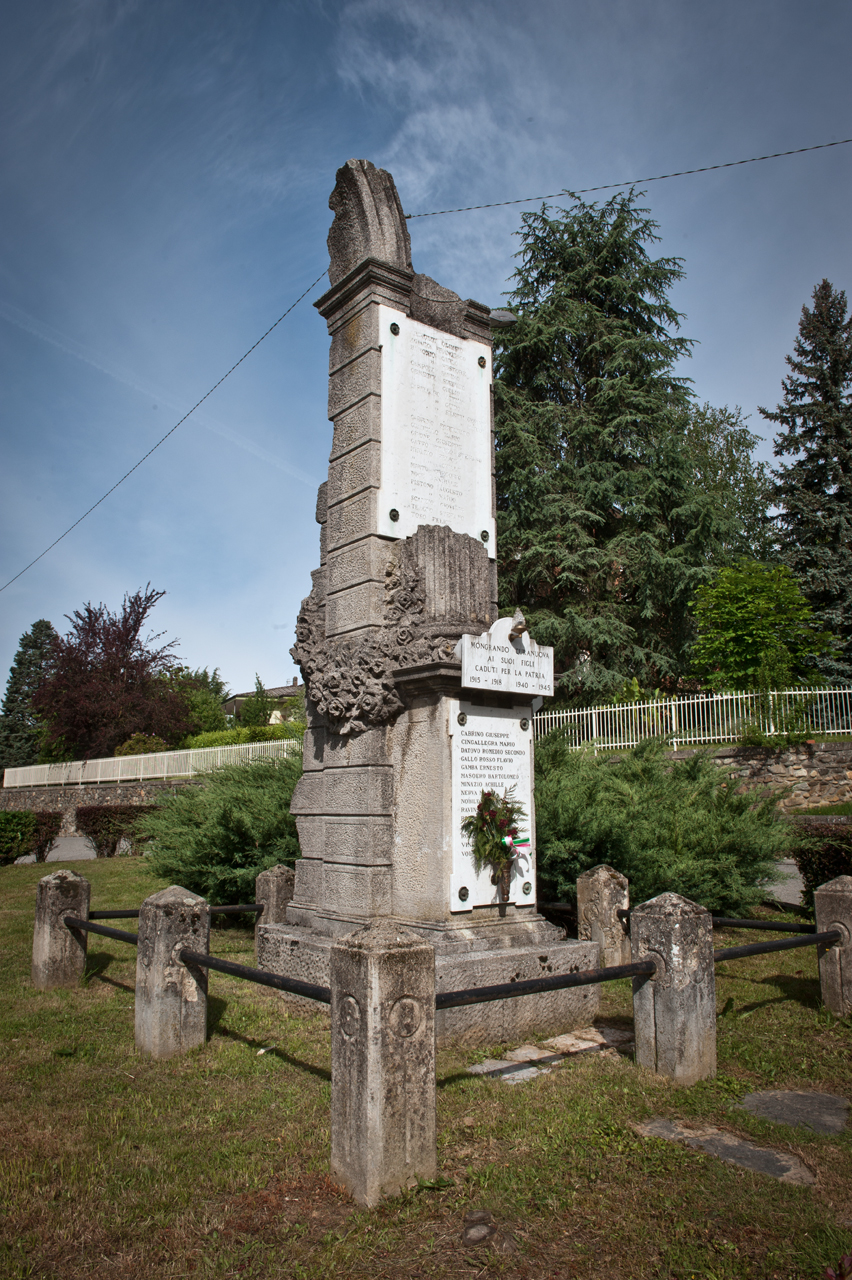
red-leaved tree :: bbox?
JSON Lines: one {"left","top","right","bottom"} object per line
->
{"left": 33, "top": 586, "right": 192, "bottom": 759}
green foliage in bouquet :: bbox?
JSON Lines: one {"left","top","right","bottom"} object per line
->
{"left": 461, "top": 788, "right": 527, "bottom": 901}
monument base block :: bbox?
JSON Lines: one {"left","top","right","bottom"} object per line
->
{"left": 257, "top": 919, "right": 599, "bottom": 1046}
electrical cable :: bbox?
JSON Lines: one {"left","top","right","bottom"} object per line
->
{"left": 405, "top": 136, "right": 852, "bottom": 218}
{"left": 0, "top": 269, "right": 328, "bottom": 595}
{"left": 4, "top": 134, "right": 850, "bottom": 591}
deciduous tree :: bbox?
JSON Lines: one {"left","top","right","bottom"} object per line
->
{"left": 33, "top": 586, "right": 192, "bottom": 759}
{"left": 690, "top": 561, "right": 831, "bottom": 690}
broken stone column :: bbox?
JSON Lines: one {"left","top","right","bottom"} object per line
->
{"left": 135, "top": 886, "right": 209, "bottom": 1059}
{"left": 814, "top": 875, "right": 852, "bottom": 1016}
{"left": 577, "top": 865, "right": 631, "bottom": 967}
{"left": 254, "top": 865, "right": 295, "bottom": 958}
{"left": 31, "top": 869, "right": 91, "bottom": 989}
{"left": 630, "top": 892, "right": 716, "bottom": 1085}
{"left": 330, "top": 921, "right": 436, "bottom": 1206}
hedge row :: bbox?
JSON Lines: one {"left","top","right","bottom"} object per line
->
{"left": 75, "top": 805, "right": 157, "bottom": 857}
{"left": 791, "top": 820, "right": 852, "bottom": 909}
{"left": 0, "top": 811, "right": 62, "bottom": 865}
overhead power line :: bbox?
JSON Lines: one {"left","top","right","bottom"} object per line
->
{"left": 405, "top": 136, "right": 852, "bottom": 219}
{"left": 0, "top": 269, "right": 328, "bottom": 596}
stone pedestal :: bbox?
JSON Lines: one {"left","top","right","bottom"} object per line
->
{"left": 631, "top": 893, "right": 716, "bottom": 1085}
{"left": 32, "top": 870, "right": 91, "bottom": 989}
{"left": 135, "top": 886, "right": 209, "bottom": 1059}
{"left": 254, "top": 865, "right": 295, "bottom": 957}
{"left": 814, "top": 875, "right": 852, "bottom": 1016}
{"left": 330, "top": 921, "right": 436, "bottom": 1206}
{"left": 577, "top": 865, "right": 631, "bottom": 968}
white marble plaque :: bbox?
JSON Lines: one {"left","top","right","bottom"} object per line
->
{"left": 449, "top": 701, "right": 535, "bottom": 912}
{"left": 458, "top": 616, "right": 554, "bottom": 697}
{"left": 377, "top": 305, "right": 495, "bottom": 556}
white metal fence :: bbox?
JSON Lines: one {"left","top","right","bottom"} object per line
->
{"left": 532, "top": 686, "right": 852, "bottom": 750}
{"left": 2, "top": 737, "right": 301, "bottom": 789}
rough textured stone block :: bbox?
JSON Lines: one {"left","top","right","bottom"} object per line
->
{"left": 327, "top": 441, "right": 380, "bottom": 505}
{"left": 322, "top": 765, "right": 394, "bottom": 815}
{"left": 326, "top": 491, "right": 375, "bottom": 551}
{"left": 330, "top": 398, "right": 381, "bottom": 461}
{"left": 631, "top": 892, "right": 716, "bottom": 1085}
{"left": 290, "top": 856, "right": 324, "bottom": 907}
{"left": 326, "top": 537, "right": 390, "bottom": 594}
{"left": 577, "top": 865, "right": 631, "bottom": 967}
{"left": 434, "top": 939, "right": 599, "bottom": 1045}
{"left": 31, "top": 870, "right": 91, "bottom": 989}
{"left": 135, "top": 886, "right": 209, "bottom": 1060}
{"left": 330, "top": 921, "right": 436, "bottom": 1206}
{"left": 324, "top": 863, "right": 393, "bottom": 916}
{"left": 325, "top": 581, "right": 387, "bottom": 636}
{"left": 814, "top": 875, "right": 852, "bottom": 1016}
{"left": 255, "top": 866, "right": 294, "bottom": 923}
{"left": 290, "top": 772, "right": 324, "bottom": 816}
{"left": 328, "top": 347, "right": 381, "bottom": 419}
{"left": 324, "top": 817, "right": 394, "bottom": 864}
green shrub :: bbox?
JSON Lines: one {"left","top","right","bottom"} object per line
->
{"left": 791, "top": 820, "right": 852, "bottom": 911}
{"left": 0, "top": 812, "right": 38, "bottom": 865}
{"left": 534, "top": 735, "right": 793, "bottom": 913}
{"left": 114, "top": 734, "right": 171, "bottom": 757}
{"left": 138, "top": 754, "right": 302, "bottom": 904}
{"left": 182, "top": 724, "right": 303, "bottom": 749}
{"left": 0, "top": 811, "right": 61, "bottom": 864}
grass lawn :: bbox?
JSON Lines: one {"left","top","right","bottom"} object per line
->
{"left": 1, "top": 859, "right": 850, "bottom": 1280}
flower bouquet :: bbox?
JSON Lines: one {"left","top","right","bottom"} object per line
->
{"left": 460, "top": 787, "right": 529, "bottom": 903}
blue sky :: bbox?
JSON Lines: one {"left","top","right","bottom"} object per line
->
{"left": 1, "top": 0, "right": 850, "bottom": 698}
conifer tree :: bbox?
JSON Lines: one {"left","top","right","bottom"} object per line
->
{"left": 0, "top": 619, "right": 58, "bottom": 775}
{"left": 494, "top": 191, "right": 737, "bottom": 696}
{"left": 761, "top": 280, "right": 852, "bottom": 682}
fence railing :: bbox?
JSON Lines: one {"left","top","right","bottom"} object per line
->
{"left": 2, "top": 737, "right": 301, "bottom": 789}
{"left": 532, "top": 686, "right": 852, "bottom": 749}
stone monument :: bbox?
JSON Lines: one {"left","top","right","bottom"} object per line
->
{"left": 257, "top": 158, "right": 597, "bottom": 1043}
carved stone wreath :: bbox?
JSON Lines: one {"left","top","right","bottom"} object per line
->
{"left": 291, "top": 560, "right": 457, "bottom": 736}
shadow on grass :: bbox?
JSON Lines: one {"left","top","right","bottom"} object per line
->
{"left": 86, "top": 950, "right": 134, "bottom": 992}
{"left": 208, "top": 994, "right": 331, "bottom": 1082}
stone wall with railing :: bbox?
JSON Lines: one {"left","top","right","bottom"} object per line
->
{"left": 0, "top": 779, "right": 194, "bottom": 835}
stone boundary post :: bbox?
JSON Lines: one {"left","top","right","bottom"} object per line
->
{"left": 814, "top": 875, "right": 852, "bottom": 1016}
{"left": 135, "top": 886, "right": 209, "bottom": 1059}
{"left": 32, "top": 870, "right": 91, "bottom": 989}
{"left": 576, "top": 865, "right": 630, "bottom": 967}
{"left": 330, "top": 921, "right": 436, "bottom": 1207}
{"left": 254, "top": 865, "right": 295, "bottom": 957}
{"left": 630, "top": 892, "right": 716, "bottom": 1085}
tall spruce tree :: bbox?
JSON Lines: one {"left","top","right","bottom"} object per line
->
{"left": 0, "top": 619, "right": 58, "bottom": 774}
{"left": 761, "top": 279, "right": 852, "bottom": 682}
{"left": 494, "top": 191, "right": 735, "bottom": 697}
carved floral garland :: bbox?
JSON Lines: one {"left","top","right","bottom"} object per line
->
{"left": 291, "top": 560, "right": 457, "bottom": 736}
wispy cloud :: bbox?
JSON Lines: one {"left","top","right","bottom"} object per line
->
{"left": 0, "top": 296, "right": 319, "bottom": 487}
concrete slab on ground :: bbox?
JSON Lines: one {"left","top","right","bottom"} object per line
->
{"left": 634, "top": 1117, "right": 815, "bottom": 1185}
{"left": 738, "top": 1090, "right": 849, "bottom": 1135}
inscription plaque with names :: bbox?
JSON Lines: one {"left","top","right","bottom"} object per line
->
{"left": 449, "top": 701, "right": 535, "bottom": 912}
{"left": 377, "top": 305, "right": 495, "bottom": 555}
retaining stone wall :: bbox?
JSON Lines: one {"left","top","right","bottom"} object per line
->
{"left": 0, "top": 779, "right": 196, "bottom": 835}
{"left": 672, "top": 742, "right": 852, "bottom": 813}
{"left": 3, "top": 741, "right": 851, "bottom": 832}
